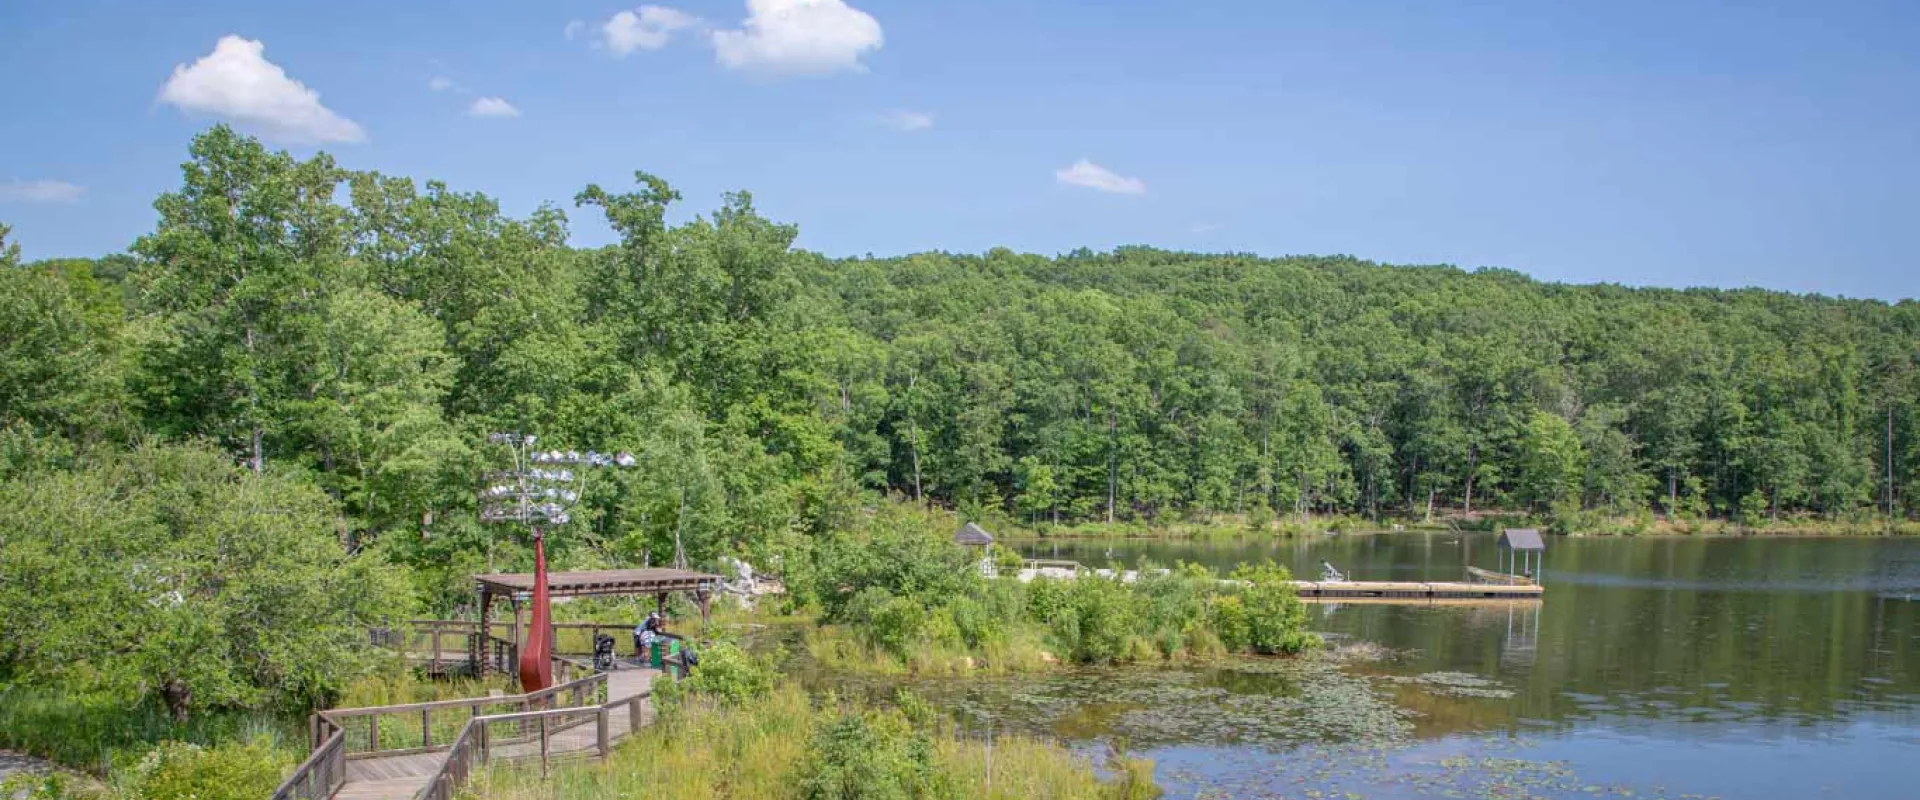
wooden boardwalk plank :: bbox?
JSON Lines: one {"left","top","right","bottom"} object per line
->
{"left": 326, "top": 666, "right": 662, "bottom": 800}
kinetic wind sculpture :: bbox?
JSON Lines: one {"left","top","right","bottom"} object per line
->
{"left": 481, "top": 433, "right": 637, "bottom": 691}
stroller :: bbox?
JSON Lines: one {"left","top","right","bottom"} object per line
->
{"left": 592, "top": 632, "right": 618, "bottom": 672}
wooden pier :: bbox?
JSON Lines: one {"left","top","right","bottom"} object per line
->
{"left": 1287, "top": 580, "right": 1541, "bottom": 601}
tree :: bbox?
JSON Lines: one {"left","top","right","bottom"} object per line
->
{"left": 0, "top": 442, "right": 408, "bottom": 720}
{"left": 1516, "top": 410, "right": 1585, "bottom": 511}
{"left": 131, "top": 126, "right": 350, "bottom": 473}
{"left": 0, "top": 231, "right": 128, "bottom": 439}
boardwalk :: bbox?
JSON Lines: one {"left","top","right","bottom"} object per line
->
{"left": 312, "top": 667, "right": 661, "bottom": 800}
{"left": 1012, "top": 563, "right": 1544, "bottom": 602}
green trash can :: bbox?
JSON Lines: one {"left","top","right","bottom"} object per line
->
{"left": 649, "top": 638, "right": 679, "bottom": 669}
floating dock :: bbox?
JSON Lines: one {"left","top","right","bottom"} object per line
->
{"left": 1288, "top": 580, "right": 1542, "bottom": 601}
{"left": 1013, "top": 561, "right": 1545, "bottom": 603}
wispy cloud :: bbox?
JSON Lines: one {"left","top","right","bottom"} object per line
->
{"left": 603, "top": 5, "right": 701, "bottom": 55}
{"left": 876, "top": 109, "right": 932, "bottom": 131}
{"left": 1189, "top": 222, "right": 1221, "bottom": 234}
{"left": 0, "top": 180, "right": 84, "bottom": 204}
{"left": 1055, "top": 159, "right": 1146, "bottom": 195}
{"left": 467, "top": 97, "right": 521, "bottom": 118}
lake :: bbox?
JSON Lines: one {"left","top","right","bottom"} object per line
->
{"left": 975, "top": 533, "right": 1917, "bottom": 799}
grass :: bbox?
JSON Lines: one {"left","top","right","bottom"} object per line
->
{"left": 802, "top": 625, "right": 1059, "bottom": 678}
{"left": 469, "top": 685, "right": 1155, "bottom": 800}
{"left": 0, "top": 684, "right": 302, "bottom": 776}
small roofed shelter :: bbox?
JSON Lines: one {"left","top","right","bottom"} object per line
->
{"left": 1497, "top": 529, "right": 1546, "bottom": 581}
{"left": 956, "top": 522, "right": 996, "bottom": 577}
{"left": 473, "top": 568, "right": 723, "bottom": 674}
{"left": 955, "top": 522, "right": 995, "bottom": 548}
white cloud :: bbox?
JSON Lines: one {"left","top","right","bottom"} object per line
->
{"left": 1189, "top": 222, "right": 1221, "bottom": 234}
{"left": 877, "top": 109, "right": 932, "bottom": 131}
{"left": 1055, "top": 159, "right": 1146, "bottom": 195}
{"left": 564, "top": 20, "right": 587, "bottom": 41}
{"left": 158, "top": 36, "right": 365, "bottom": 144}
{"left": 0, "top": 180, "right": 84, "bottom": 204}
{"left": 467, "top": 97, "right": 521, "bottom": 118}
{"left": 604, "top": 6, "right": 700, "bottom": 55}
{"left": 712, "top": 0, "right": 883, "bottom": 76}
{"left": 428, "top": 76, "right": 459, "bottom": 92}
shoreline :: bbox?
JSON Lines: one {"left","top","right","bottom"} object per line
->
{"left": 998, "top": 523, "right": 1918, "bottom": 541}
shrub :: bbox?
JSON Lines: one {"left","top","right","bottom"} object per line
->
{"left": 1205, "top": 595, "right": 1251, "bottom": 652}
{"left": 1230, "top": 562, "right": 1317, "bottom": 654}
{"left": 794, "top": 708, "right": 943, "bottom": 800}
{"left": 121, "top": 740, "right": 286, "bottom": 800}
{"left": 680, "top": 643, "right": 775, "bottom": 706}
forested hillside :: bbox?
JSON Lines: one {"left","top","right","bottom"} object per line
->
{"left": 5, "top": 128, "right": 1918, "bottom": 593}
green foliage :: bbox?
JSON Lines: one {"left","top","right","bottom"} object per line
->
{"left": 794, "top": 708, "right": 942, "bottom": 800}
{"left": 0, "top": 684, "right": 300, "bottom": 776}
{"left": 1228, "top": 562, "right": 1316, "bottom": 655}
{"left": 0, "top": 442, "right": 410, "bottom": 720}
{"left": 680, "top": 643, "right": 777, "bottom": 706}
{"left": 119, "top": 740, "right": 288, "bottom": 800}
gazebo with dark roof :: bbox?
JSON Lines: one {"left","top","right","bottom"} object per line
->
{"left": 954, "top": 522, "right": 995, "bottom": 548}
{"left": 471, "top": 567, "right": 723, "bottom": 675}
{"left": 1497, "top": 529, "right": 1546, "bottom": 581}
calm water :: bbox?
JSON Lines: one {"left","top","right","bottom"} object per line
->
{"left": 980, "top": 533, "right": 1920, "bottom": 799}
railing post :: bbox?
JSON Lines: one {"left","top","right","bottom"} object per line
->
{"left": 368, "top": 714, "right": 379, "bottom": 752}
{"left": 431, "top": 627, "right": 442, "bottom": 674}
{"left": 538, "top": 714, "right": 550, "bottom": 776}
{"left": 597, "top": 708, "right": 610, "bottom": 757}
{"left": 629, "top": 696, "right": 642, "bottom": 731}
{"left": 422, "top": 707, "right": 432, "bottom": 748}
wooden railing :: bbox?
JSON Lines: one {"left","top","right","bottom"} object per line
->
{"left": 420, "top": 660, "right": 680, "bottom": 800}
{"left": 316, "top": 670, "right": 609, "bottom": 758}
{"left": 270, "top": 715, "right": 345, "bottom": 800}
{"left": 1023, "top": 559, "right": 1087, "bottom": 572}
{"left": 382, "top": 619, "right": 681, "bottom": 676}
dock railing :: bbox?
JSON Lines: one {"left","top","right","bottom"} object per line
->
{"left": 419, "top": 656, "right": 682, "bottom": 800}
{"left": 269, "top": 715, "right": 345, "bottom": 800}
{"left": 315, "top": 667, "right": 608, "bottom": 758}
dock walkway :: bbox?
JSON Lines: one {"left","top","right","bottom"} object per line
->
{"left": 1012, "top": 562, "right": 1544, "bottom": 601}
{"left": 275, "top": 662, "right": 664, "bottom": 800}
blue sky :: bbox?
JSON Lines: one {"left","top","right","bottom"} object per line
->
{"left": 2, "top": 0, "right": 1917, "bottom": 300}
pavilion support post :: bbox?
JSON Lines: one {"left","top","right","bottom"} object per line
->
{"left": 696, "top": 588, "right": 711, "bottom": 623}
{"left": 511, "top": 598, "right": 523, "bottom": 659}
{"left": 475, "top": 588, "right": 491, "bottom": 675}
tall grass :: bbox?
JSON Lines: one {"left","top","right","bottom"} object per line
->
{"left": 0, "top": 685, "right": 301, "bottom": 775}
{"left": 471, "top": 686, "right": 1155, "bottom": 800}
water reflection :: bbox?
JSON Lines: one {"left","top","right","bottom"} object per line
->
{"left": 995, "top": 533, "right": 1920, "bottom": 798}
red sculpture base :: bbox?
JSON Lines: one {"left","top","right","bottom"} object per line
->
{"left": 517, "top": 534, "right": 553, "bottom": 692}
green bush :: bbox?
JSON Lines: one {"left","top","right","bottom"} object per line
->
{"left": 121, "top": 740, "right": 287, "bottom": 800}
{"left": 680, "top": 643, "right": 775, "bottom": 706}
{"left": 795, "top": 708, "right": 944, "bottom": 800}
{"left": 1230, "top": 562, "right": 1317, "bottom": 654}
{"left": 1205, "top": 594, "right": 1251, "bottom": 652}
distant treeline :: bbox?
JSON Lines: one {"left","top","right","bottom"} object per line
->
{"left": 5, "top": 127, "right": 1919, "bottom": 576}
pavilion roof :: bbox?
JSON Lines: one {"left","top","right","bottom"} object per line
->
{"left": 475, "top": 568, "right": 722, "bottom": 598}
{"left": 1498, "top": 529, "right": 1546, "bottom": 551}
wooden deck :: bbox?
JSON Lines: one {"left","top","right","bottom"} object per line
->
{"left": 321, "top": 667, "right": 659, "bottom": 800}
{"left": 1288, "top": 580, "right": 1542, "bottom": 600}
